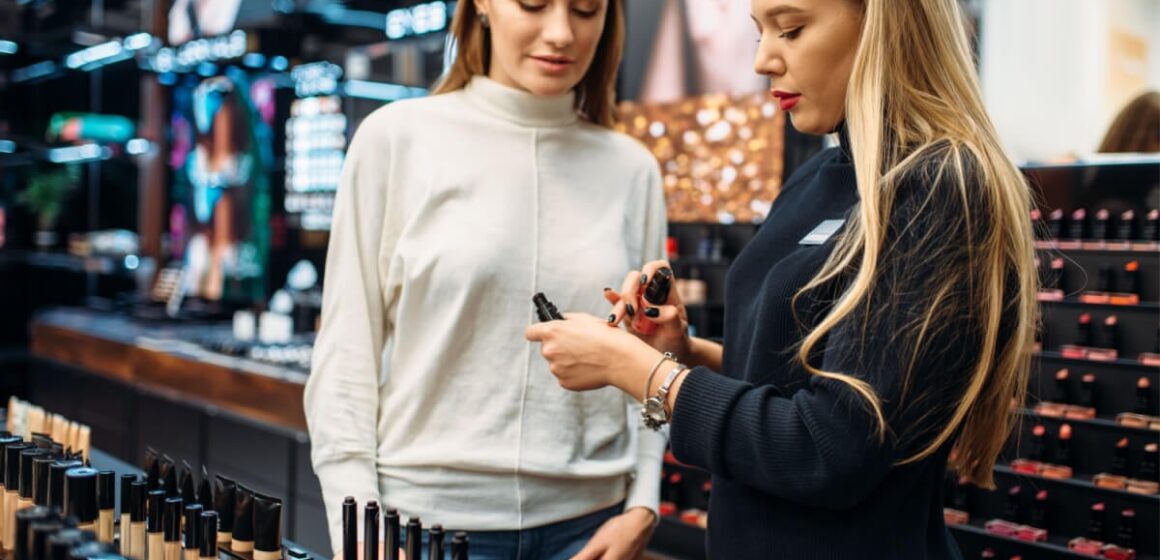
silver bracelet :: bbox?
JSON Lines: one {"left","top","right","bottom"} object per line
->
{"left": 642, "top": 363, "right": 689, "bottom": 431}
{"left": 643, "top": 352, "right": 676, "bottom": 403}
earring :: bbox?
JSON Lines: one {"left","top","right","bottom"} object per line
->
{"left": 480, "top": 13, "right": 490, "bottom": 28}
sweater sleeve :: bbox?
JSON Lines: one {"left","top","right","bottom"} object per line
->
{"left": 669, "top": 151, "right": 988, "bottom": 510}
{"left": 304, "top": 116, "right": 396, "bottom": 553}
{"left": 624, "top": 159, "right": 669, "bottom": 518}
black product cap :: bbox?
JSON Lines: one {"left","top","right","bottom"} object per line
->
{"left": 30, "top": 520, "right": 65, "bottom": 560}
{"left": 49, "top": 460, "right": 83, "bottom": 511}
{"left": 20, "top": 448, "right": 52, "bottom": 498}
{"left": 428, "top": 525, "right": 444, "bottom": 560}
{"left": 451, "top": 532, "right": 469, "bottom": 560}
{"left": 146, "top": 490, "right": 165, "bottom": 532}
{"left": 96, "top": 470, "right": 115, "bottom": 510}
{"left": 66, "top": 541, "right": 116, "bottom": 560}
{"left": 0, "top": 435, "right": 24, "bottom": 480}
{"left": 14, "top": 506, "right": 54, "bottom": 560}
{"left": 183, "top": 504, "right": 204, "bottom": 549}
{"left": 65, "top": 467, "right": 98, "bottom": 523}
{"left": 200, "top": 511, "right": 219, "bottom": 557}
{"left": 5, "top": 442, "right": 32, "bottom": 489}
{"left": 46, "top": 528, "right": 90, "bottom": 560}
{"left": 163, "top": 497, "right": 183, "bottom": 541}
{"left": 404, "top": 518, "right": 422, "bottom": 560}
{"left": 197, "top": 466, "right": 213, "bottom": 510}
{"left": 119, "top": 474, "right": 136, "bottom": 516}
{"left": 32, "top": 454, "right": 57, "bottom": 506}
{"left": 130, "top": 480, "right": 147, "bottom": 522}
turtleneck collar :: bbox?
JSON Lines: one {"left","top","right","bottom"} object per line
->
{"left": 463, "top": 75, "right": 579, "bottom": 128}
{"left": 835, "top": 121, "right": 852, "bottom": 162}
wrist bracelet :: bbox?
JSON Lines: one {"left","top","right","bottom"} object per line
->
{"left": 643, "top": 352, "right": 676, "bottom": 403}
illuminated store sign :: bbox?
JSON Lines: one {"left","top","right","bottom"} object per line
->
{"left": 386, "top": 1, "right": 448, "bottom": 40}
{"left": 292, "top": 62, "right": 343, "bottom": 98}
{"left": 153, "top": 30, "right": 248, "bottom": 72}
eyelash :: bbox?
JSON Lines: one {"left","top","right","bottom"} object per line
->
{"left": 779, "top": 27, "right": 802, "bottom": 39}
{"left": 518, "top": 2, "right": 598, "bottom": 17}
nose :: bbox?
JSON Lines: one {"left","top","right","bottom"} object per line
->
{"left": 542, "top": 5, "right": 575, "bottom": 48}
{"left": 753, "top": 33, "right": 786, "bottom": 79}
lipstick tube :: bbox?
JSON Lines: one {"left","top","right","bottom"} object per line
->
{"left": 1069, "top": 208, "right": 1088, "bottom": 240}
{"left": 164, "top": 497, "right": 183, "bottom": 560}
{"left": 342, "top": 497, "right": 357, "bottom": 560}
{"left": 1118, "top": 209, "right": 1136, "bottom": 241}
{"left": 1029, "top": 490, "right": 1048, "bottom": 529}
{"left": 1087, "top": 502, "right": 1107, "bottom": 541}
{"left": 404, "top": 518, "right": 422, "bottom": 560}
{"left": 1057, "top": 423, "right": 1073, "bottom": 467}
{"left": 183, "top": 504, "right": 203, "bottom": 560}
{"left": 1112, "top": 438, "right": 1129, "bottom": 476}
{"left": 363, "top": 501, "right": 379, "bottom": 560}
{"left": 199, "top": 511, "right": 218, "bottom": 560}
{"left": 1079, "top": 374, "right": 1097, "bottom": 409}
{"left": 97, "top": 470, "right": 115, "bottom": 543}
{"left": 147, "top": 490, "right": 164, "bottom": 560}
{"left": 1140, "top": 443, "right": 1158, "bottom": 481}
{"left": 1117, "top": 508, "right": 1135, "bottom": 548}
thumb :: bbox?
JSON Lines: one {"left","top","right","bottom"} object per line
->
{"left": 569, "top": 538, "right": 607, "bottom": 560}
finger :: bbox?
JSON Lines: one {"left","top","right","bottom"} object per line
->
{"left": 603, "top": 287, "right": 621, "bottom": 305}
{"left": 639, "top": 304, "right": 681, "bottom": 325}
{"left": 569, "top": 539, "right": 608, "bottom": 560}
{"left": 617, "top": 270, "right": 644, "bottom": 318}
{"left": 525, "top": 323, "right": 550, "bottom": 342}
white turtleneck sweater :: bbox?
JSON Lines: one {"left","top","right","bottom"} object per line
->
{"left": 305, "top": 76, "right": 669, "bottom": 551}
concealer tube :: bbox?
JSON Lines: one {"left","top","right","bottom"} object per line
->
{"left": 197, "top": 466, "right": 213, "bottom": 510}
{"left": 384, "top": 509, "right": 399, "bottom": 560}
{"left": 183, "top": 504, "right": 203, "bottom": 560}
{"left": 65, "top": 467, "right": 99, "bottom": 531}
{"left": 147, "top": 490, "right": 165, "bottom": 560}
{"left": 48, "top": 460, "right": 82, "bottom": 512}
{"left": 231, "top": 485, "right": 254, "bottom": 552}
{"left": 16, "top": 448, "right": 50, "bottom": 519}
{"left": 28, "top": 519, "right": 62, "bottom": 560}
{"left": 143, "top": 448, "right": 160, "bottom": 491}
{"left": 363, "top": 502, "right": 379, "bottom": 560}
{"left": 3, "top": 442, "right": 32, "bottom": 551}
{"left": 341, "top": 497, "right": 357, "bottom": 560}
{"left": 12, "top": 505, "right": 51, "bottom": 560}
{"left": 199, "top": 511, "right": 218, "bottom": 560}
{"left": 0, "top": 436, "right": 20, "bottom": 551}
{"left": 96, "top": 470, "right": 115, "bottom": 544}
{"left": 253, "top": 494, "right": 282, "bottom": 560}
{"left": 129, "top": 480, "right": 147, "bottom": 560}
{"left": 213, "top": 476, "right": 235, "bottom": 545}
{"left": 119, "top": 474, "right": 137, "bottom": 557}
{"left": 163, "top": 497, "right": 183, "bottom": 560}
{"left": 30, "top": 454, "right": 54, "bottom": 507}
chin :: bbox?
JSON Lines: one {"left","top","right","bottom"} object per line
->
{"left": 787, "top": 112, "right": 832, "bottom": 136}
{"left": 517, "top": 73, "right": 580, "bottom": 97}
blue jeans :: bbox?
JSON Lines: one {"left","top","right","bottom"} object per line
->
{"left": 414, "top": 502, "right": 624, "bottom": 560}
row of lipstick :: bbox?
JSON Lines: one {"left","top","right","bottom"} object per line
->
{"left": 1031, "top": 369, "right": 1156, "bottom": 424}
{"left": 658, "top": 471, "right": 709, "bottom": 529}
{"left": 1011, "top": 424, "right": 1159, "bottom": 493}
{"left": 946, "top": 482, "right": 1140, "bottom": 559}
{"left": 1031, "top": 208, "right": 1160, "bottom": 243}
{"left": 1050, "top": 312, "right": 1160, "bottom": 364}
{"left": 340, "top": 497, "right": 468, "bottom": 560}
{"left": 1037, "top": 258, "right": 1145, "bottom": 306}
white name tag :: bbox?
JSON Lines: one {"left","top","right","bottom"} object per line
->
{"left": 799, "top": 219, "right": 845, "bottom": 245}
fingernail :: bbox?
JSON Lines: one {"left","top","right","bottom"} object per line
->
{"left": 644, "top": 307, "right": 660, "bottom": 318}
{"left": 603, "top": 287, "right": 613, "bottom": 293}
{"left": 608, "top": 314, "right": 617, "bottom": 323}
{"left": 640, "top": 273, "right": 648, "bottom": 286}
{"left": 626, "top": 304, "right": 635, "bottom": 317}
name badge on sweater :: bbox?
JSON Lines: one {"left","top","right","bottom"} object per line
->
{"left": 799, "top": 219, "right": 845, "bottom": 245}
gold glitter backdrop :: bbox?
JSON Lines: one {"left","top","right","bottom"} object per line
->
{"left": 616, "top": 92, "right": 786, "bottom": 224}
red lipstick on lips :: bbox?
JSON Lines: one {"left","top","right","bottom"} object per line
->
{"left": 771, "top": 90, "right": 801, "bottom": 110}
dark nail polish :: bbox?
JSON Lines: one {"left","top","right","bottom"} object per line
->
{"left": 644, "top": 307, "right": 660, "bottom": 318}
{"left": 640, "top": 274, "right": 648, "bottom": 286}
{"left": 608, "top": 314, "right": 617, "bottom": 323}
{"left": 603, "top": 287, "right": 613, "bottom": 293}
{"left": 626, "top": 304, "right": 635, "bottom": 317}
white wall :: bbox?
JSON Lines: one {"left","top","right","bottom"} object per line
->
{"left": 980, "top": 0, "right": 1160, "bottom": 161}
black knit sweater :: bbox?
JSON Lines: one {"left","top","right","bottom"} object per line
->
{"left": 669, "top": 130, "right": 993, "bottom": 559}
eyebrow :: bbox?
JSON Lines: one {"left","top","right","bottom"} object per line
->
{"left": 762, "top": 5, "right": 806, "bottom": 19}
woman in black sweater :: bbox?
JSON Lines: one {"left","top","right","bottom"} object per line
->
{"left": 526, "top": 0, "right": 1037, "bottom": 558}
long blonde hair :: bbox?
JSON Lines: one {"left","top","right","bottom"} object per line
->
{"left": 795, "top": 0, "right": 1038, "bottom": 488}
{"left": 432, "top": 0, "right": 625, "bottom": 128}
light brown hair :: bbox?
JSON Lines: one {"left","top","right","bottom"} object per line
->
{"left": 432, "top": 0, "right": 624, "bottom": 128}
{"left": 1098, "top": 91, "right": 1160, "bottom": 154}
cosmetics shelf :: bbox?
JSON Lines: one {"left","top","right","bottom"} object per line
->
{"left": 1040, "top": 299, "right": 1160, "bottom": 313}
{"left": 993, "top": 465, "right": 1159, "bottom": 504}
{"left": 1036, "top": 352, "right": 1159, "bottom": 374}
{"left": 1019, "top": 409, "right": 1160, "bottom": 437}
{"left": 1035, "top": 241, "right": 1160, "bottom": 255}
{"left": 948, "top": 520, "right": 1119, "bottom": 560}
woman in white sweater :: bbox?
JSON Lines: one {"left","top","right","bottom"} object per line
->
{"left": 304, "top": 0, "right": 667, "bottom": 558}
